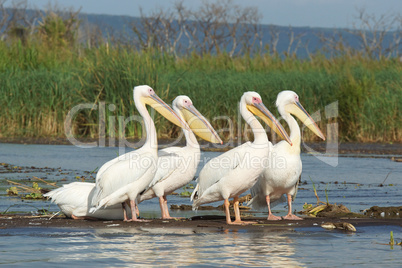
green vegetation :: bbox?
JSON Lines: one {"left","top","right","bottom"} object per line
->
{"left": 1, "top": 42, "right": 400, "bottom": 143}
{"left": 179, "top": 183, "right": 195, "bottom": 197}
{"left": 0, "top": 7, "right": 400, "bottom": 144}
{"left": 389, "top": 231, "right": 402, "bottom": 249}
{"left": 6, "top": 180, "right": 45, "bottom": 199}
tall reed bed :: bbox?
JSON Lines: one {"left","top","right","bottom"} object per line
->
{"left": 0, "top": 44, "right": 400, "bottom": 144}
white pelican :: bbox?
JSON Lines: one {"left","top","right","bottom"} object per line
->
{"left": 248, "top": 90, "right": 325, "bottom": 220}
{"left": 136, "top": 95, "right": 222, "bottom": 219}
{"left": 44, "top": 182, "right": 130, "bottom": 220}
{"left": 89, "top": 85, "right": 188, "bottom": 221}
{"left": 191, "top": 92, "right": 292, "bottom": 225}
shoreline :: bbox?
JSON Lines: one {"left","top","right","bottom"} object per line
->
{"left": 1, "top": 214, "right": 401, "bottom": 231}
{"left": 1, "top": 137, "right": 401, "bottom": 156}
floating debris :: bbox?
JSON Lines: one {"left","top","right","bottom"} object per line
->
{"left": 301, "top": 178, "right": 365, "bottom": 218}
{"left": 321, "top": 222, "right": 356, "bottom": 232}
{"left": 301, "top": 203, "right": 365, "bottom": 218}
{"left": 6, "top": 180, "right": 49, "bottom": 199}
{"left": 5, "top": 176, "right": 58, "bottom": 200}
{"left": 6, "top": 187, "right": 18, "bottom": 196}
{"left": 106, "top": 224, "right": 120, "bottom": 227}
{"left": 179, "top": 191, "right": 192, "bottom": 197}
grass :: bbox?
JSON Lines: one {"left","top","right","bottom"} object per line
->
{"left": 0, "top": 42, "right": 400, "bottom": 144}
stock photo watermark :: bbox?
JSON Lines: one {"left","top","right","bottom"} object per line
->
{"left": 64, "top": 101, "right": 339, "bottom": 167}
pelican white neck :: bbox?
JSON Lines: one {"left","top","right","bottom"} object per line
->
{"left": 240, "top": 93, "right": 269, "bottom": 146}
{"left": 133, "top": 85, "right": 158, "bottom": 150}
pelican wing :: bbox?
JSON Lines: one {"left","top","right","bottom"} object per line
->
{"left": 91, "top": 151, "right": 156, "bottom": 207}
{"left": 45, "top": 182, "right": 94, "bottom": 207}
{"left": 95, "top": 148, "right": 141, "bottom": 183}
{"left": 147, "top": 147, "right": 181, "bottom": 188}
{"left": 196, "top": 142, "right": 251, "bottom": 198}
{"left": 95, "top": 154, "right": 124, "bottom": 182}
{"left": 91, "top": 166, "right": 156, "bottom": 211}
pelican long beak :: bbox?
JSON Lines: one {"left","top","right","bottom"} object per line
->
{"left": 286, "top": 101, "right": 325, "bottom": 140}
{"left": 181, "top": 105, "right": 223, "bottom": 144}
{"left": 143, "top": 94, "right": 189, "bottom": 130}
{"left": 247, "top": 103, "right": 292, "bottom": 145}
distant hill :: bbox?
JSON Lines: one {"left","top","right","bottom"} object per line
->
{"left": 78, "top": 12, "right": 398, "bottom": 58}
{"left": 2, "top": 7, "right": 398, "bottom": 58}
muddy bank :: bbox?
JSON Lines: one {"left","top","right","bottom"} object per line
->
{"left": 1, "top": 214, "right": 401, "bottom": 231}
{"left": 305, "top": 142, "right": 402, "bottom": 156}
{"left": 0, "top": 137, "right": 401, "bottom": 156}
{"left": 364, "top": 206, "right": 402, "bottom": 218}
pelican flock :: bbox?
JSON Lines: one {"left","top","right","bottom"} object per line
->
{"left": 46, "top": 85, "right": 188, "bottom": 221}
{"left": 191, "top": 92, "right": 292, "bottom": 225}
{"left": 248, "top": 90, "right": 325, "bottom": 220}
{"left": 46, "top": 87, "right": 325, "bottom": 224}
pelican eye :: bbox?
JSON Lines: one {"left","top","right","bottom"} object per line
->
{"left": 252, "top": 97, "right": 261, "bottom": 104}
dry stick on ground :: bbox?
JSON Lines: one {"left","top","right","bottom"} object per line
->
{"left": 379, "top": 171, "right": 393, "bottom": 186}
{"left": 32, "top": 176, "right": 57, "bottom": 187}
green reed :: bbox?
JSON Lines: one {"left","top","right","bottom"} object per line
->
{"left": 0, "top": 43, "right": 400, "bottom": 144}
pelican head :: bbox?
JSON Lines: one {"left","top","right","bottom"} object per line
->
{"left": 173, "top": 95, "right": 222, "bottom": 144}
{"left": 242, "top": 91, "right": 292, "bottom": 145}
{"left": 133, "top": 85, "right": 188, "bottom": 130}
{"left": 276, "top": 90, "right": 325, "bottom": 140}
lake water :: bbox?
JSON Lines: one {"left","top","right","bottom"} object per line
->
{"left": 0, "top": 143, "right": 401, "bottom": 266}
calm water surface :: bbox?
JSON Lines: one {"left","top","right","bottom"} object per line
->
{"left": 0, "top": 143, "right": 401, "bottom": 266}
{"left": 1, "top": 225, "right": 401, "bottom": 267}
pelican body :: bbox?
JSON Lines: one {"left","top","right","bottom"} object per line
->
{"left": 44, "top": 182, "right": 130, "bottom": 220}
{"left": 137, "top": 95, "right": 222, "bottom": 219}
{"left": 89, "top": 85, "right": 188, "bottom": 221}
{"left": 249, "top": 90, "right": 325, "bottom": 220}
{"left": 191, "top": 92, "right": 291, "bottom": 225}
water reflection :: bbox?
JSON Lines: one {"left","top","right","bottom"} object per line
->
{"left": 1, "top": 225, "right": 401, "bottom": 266}
{"left": 246, "top": 231, "right": 301, "bottom": 266}
{"left": 88, "top": 227, "right": 305, "bottom": 267}
{"left": 92, "top": 227, "right": 199, "bottom": 265}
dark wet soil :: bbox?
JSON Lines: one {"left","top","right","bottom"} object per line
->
{"left": 305, "top": 142, "right": 402, "bottom": 156}
{"left": 0, "top": 214, "right": 401, "bottom": 231}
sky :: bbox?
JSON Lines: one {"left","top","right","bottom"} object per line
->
{"left": 8, "top": 0, "right": 402, "bottom": 28}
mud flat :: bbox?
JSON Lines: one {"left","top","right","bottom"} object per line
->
{"left": 1, "top": 214, "right": 401, "bottom": 232}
